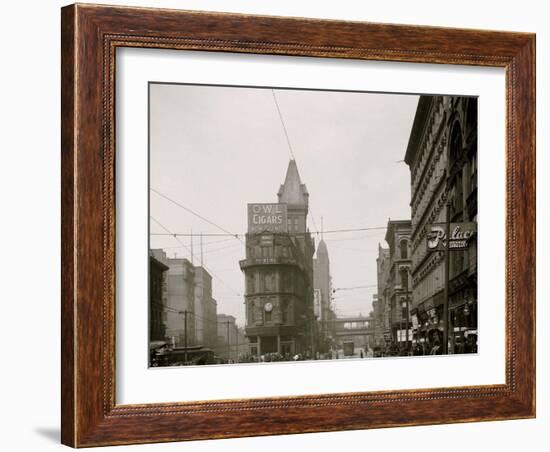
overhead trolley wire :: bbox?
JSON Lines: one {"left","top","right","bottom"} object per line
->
{"left": 151, "top": 188, "right": 244, "bottom": 244}
{"left": 150, "top": 216, "right": 242, "bottom": 297}
{"left": 150, "top": 225, "right": 387, "bottom": 238}
{"left": 272, "top": 89, "right": 323, "bottom": 239}
{"left": 272, "top": 89, "right": 296, "bottom": 161}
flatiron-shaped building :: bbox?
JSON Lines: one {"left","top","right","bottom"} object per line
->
{"left": 240, "top": 160, "right": 316, "bottom": 358}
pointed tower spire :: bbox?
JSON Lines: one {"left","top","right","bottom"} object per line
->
{"left": 277, "top": 159, "right": 309, "bottom": 208}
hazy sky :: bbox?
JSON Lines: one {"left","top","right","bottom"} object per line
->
{"left": 150, "top": 83, "right": 419, "bottom": 326}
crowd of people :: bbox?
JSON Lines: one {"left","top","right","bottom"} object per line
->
{"left": 237, "top": 350, "right": 344, "bottom": 363}
{"left": 375, "top": 334, "right": 478, "bottom": 357}
{"left": 152, "top": 335, "right": 479, "bottom": 366}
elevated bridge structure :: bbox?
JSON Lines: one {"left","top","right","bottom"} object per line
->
{"left": 332, "top": 316, "right": 374, "bottom": 337}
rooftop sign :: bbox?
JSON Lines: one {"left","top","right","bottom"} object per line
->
{"left": 247, "top": 203, "right": 288, "bottom": 234}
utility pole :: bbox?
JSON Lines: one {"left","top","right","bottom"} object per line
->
{"left": 443, "top": 201, "right": 451, "bottom": 355}
{"left": 184, "top": 309, "right": 188, "bottom": 364}
{"left": 226, "top": 321, "right": 230, "bottom": 363}
{"left": 234, "top": 324, "right": 239, "bottom": 363}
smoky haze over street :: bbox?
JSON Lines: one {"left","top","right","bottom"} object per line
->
{"left": 149, "top": 83, "right": 418, "bottom": 326}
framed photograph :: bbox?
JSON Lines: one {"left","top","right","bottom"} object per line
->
{"left": 61, "top": 3, "right": 536, "bottom": 447}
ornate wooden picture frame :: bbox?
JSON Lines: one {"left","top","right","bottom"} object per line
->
{"left": 61, "top": 3, "right": 535, "bottom": 447}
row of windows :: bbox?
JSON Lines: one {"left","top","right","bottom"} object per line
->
{"left": 246, "top": 299, "right": 293, "bottom": 325}
{"left": 247, "top": 245, "right": 291, "bottom": 259}
{"left": 246, "top": 269, "right": 301, "bottom": 294}
{"left": 410, "top": 97, "right": 447, "bottom": 189}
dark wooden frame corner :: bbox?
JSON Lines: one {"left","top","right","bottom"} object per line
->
{"left": 61, "top": 3, "right": 536, "bottom": 447}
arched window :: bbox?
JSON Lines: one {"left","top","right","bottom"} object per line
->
{"left": 449, "top": 122, "right": 463, "bottom": 166}
{"left": 400, "top": 239, "right": 408, "bottom": 259}
{"left": 400, "top": 269, "right": 408, "bottom": 290}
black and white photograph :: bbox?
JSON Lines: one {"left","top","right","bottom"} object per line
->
{"left": 148, "top": 84, "right": 478, "bottom": 367}
{"left": 1, "top": 0, "right": 543, "bottom": 449}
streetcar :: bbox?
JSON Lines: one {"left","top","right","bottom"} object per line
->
{"left": 165, "top": 346, "right": 217, "bottom": 366}
{"left": 343, "top": 341, "right": 355, "bottom": 356}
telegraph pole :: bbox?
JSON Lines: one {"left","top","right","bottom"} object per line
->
{"left": 184, "top": 309, "right": 188, "bottom": 364}
{"left": 226, "top": 321, "right": 230, "bottom": 363}
{"left": 442, "top": 201, "right": 451, "bottom": 355}
{"left": 234, "top": 324, "right": 238, "bottom": 363}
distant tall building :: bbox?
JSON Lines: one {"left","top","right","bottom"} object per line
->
{"left": 240, "top": 160, "right": 316, "bottom": 357}
{"left": 313, "top": 239, "right": 335, "bottom": 352}
{"left": 149, "top": 253, "right": 168, "bottom": 342}
{"left": 151, "top": 249, "right": 196, "bottom": 346}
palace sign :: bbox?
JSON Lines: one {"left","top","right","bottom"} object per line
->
{"left": 247, "top": 203, "right": 288, "bottom": 234}
{"left": 426, "top": 222, "right": 476, "bottom": 251}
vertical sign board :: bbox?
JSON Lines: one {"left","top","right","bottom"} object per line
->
{"left": 426, "top": 222, "right": 477, "bottom": 251}
{"left": 248, "top": 203, "right": 288, "bottom": 234}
